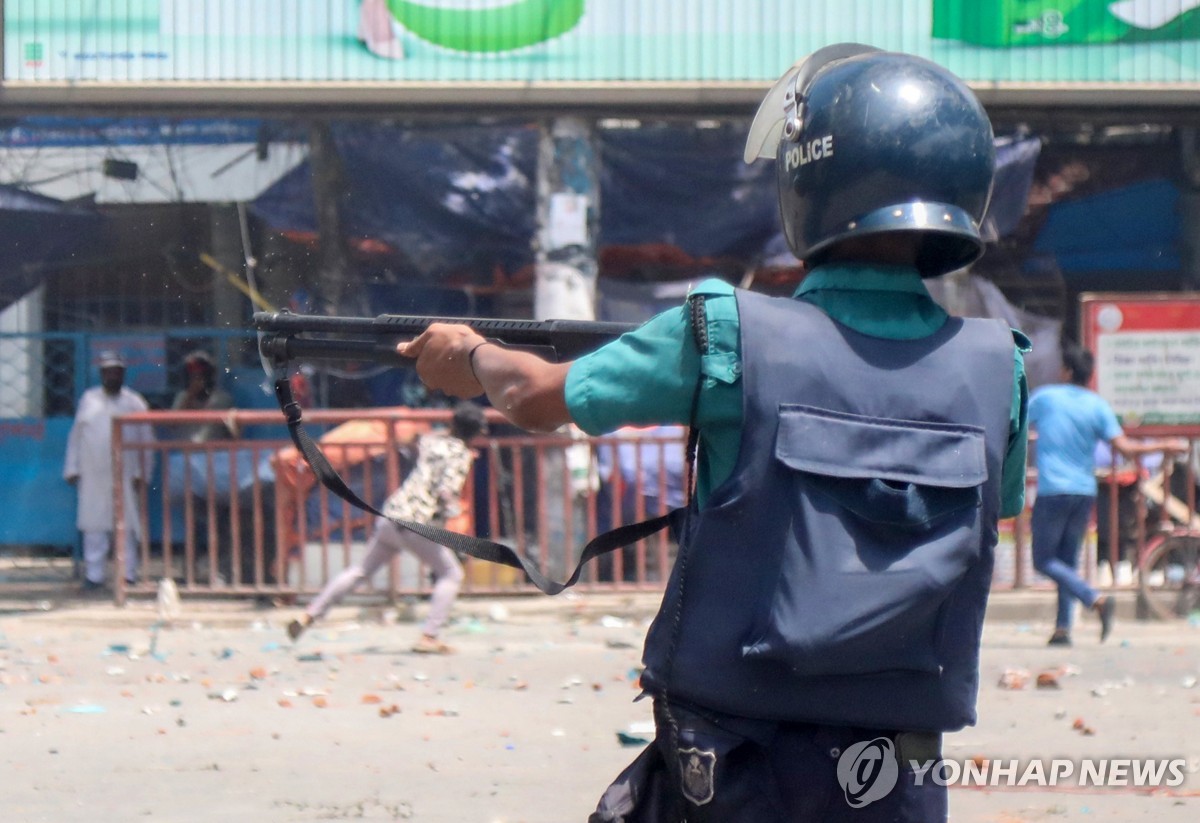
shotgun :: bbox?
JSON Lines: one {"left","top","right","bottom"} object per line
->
{"left": 250, "top": 309, "right": 668, "bottom": 597}
{"left": 252, "top": 310, "right": 636, "bottom": 371}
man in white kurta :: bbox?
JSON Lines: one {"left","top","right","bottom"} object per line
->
{"left": 63, "top": 351, "right": 155, "bottom": 588}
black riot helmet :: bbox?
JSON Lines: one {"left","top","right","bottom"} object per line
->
{"left": 745, "top": 44, "right": 996, "bottom": 277}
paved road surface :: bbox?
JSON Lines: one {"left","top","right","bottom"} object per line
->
{"left": 0, "top": 591, "right": 1197, "bottom": 822}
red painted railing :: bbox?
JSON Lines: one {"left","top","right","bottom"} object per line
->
{"left": 110, "top": 408, "right": 685, "bottom": 605}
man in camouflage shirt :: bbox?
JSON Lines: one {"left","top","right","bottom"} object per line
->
{"left": 288, "top": 402, "right": 487, "bottom": 653}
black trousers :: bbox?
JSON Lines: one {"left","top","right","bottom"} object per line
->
{"left": 591, "top": 700, "right": 947, "bottom": 823}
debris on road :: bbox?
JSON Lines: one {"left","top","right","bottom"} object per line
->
{"left": 998, "top": 668, "right": 1030, "bottom": 689}
{"left": 1036, "top": 670, "right": 1062, "bottom": 689}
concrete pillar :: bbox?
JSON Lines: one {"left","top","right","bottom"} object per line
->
{"left": 534, "top": 117, "right": 599, "bottom": 323}
{"left": 533, "top": 117, "right": 600, "bottom": 583}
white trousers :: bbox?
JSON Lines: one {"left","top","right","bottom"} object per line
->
{"left": 305, "top": 517, "right": 465, "bottom": 638}
{"left": 82, "top": 529, "right": 139, "bottom": 584}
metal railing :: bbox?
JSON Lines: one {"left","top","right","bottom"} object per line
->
{"left": 104, "top": 408, "right": 1128, "bottom": 607}
{"left": 110, "top": 408, "right": 685, "bottom": 605}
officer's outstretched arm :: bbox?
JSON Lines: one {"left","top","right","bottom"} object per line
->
{"left": 398, "top": 323, "right": 572, "bottom": 433}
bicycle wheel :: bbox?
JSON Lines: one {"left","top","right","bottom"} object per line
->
{"left": 1138, "top": 535, "right": 1200, "bottom": 621}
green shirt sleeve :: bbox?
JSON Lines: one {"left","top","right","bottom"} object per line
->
{"left": 565, "top": 279, "right": 742, "bottom": 436}
{"left": 564, "top": 303, "right": 700, "bottom": 435}
{"left": 565, "top": 280, "right": 744, "bottom": 505}
{"left": 999, "top": 330, "right": 1032, "bottom": 519}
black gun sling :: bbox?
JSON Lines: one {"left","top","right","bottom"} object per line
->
{"left": 273, "top": 379, "right": 665, "bottom": 594}
{"left": 269, "top": 298, "right": 706, "bottom": 596}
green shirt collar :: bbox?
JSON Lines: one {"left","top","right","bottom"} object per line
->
{"left": 795, "top": 263, "right": 932, "bottom": 297}
{"left": 792, "top": 263, "right": 949, "bottom": 340}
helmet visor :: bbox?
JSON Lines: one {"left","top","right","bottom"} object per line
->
{"left": 743, "top": 64, "right": 799, "bottom": 164}
{"left": 743, "top": 43, "right": 883, "bottom": 165}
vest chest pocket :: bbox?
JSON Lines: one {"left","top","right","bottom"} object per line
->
{"left": 742, "top": 405, "right": 988, "bottom": 677}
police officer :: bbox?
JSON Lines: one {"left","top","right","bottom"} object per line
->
{"left": 399, "top": 44, "right": 1030, "bottom": 823}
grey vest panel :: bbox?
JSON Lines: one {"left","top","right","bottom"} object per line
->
{"left": 641, "top": 291, "right": 1015, "bottom": 733}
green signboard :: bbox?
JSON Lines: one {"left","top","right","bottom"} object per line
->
{"left": 6, "top": 0, "right": 1200, "bottom": 87}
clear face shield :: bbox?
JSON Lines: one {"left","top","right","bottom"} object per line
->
{"left": 742, "top": 43, "right": 882, "bottom": 165}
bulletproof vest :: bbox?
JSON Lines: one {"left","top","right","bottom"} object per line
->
{"left": 641, "top": 290, "right": 1015, "bottom": 733}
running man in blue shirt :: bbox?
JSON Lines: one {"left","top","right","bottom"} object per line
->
{"left": 401, "top": 44, "right": 1028, "bottom": 823}
{"left": 1029, "top": 344, "right": 1186, "bottom": 647}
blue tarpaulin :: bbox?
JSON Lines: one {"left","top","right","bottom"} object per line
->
{"left": 252, "top": 120, "right": 1041, "bottom": 296}
{"left": 251, "top": 121, "right": 540, "bottom": 283}
{"left": 1032, "top": 178, "right": 1181, "bottom": 274}
{"left": 597, "top": 122, "right": 780, "bottom": 261}
{"left": 597, "top": 125, "right": 1039, "bottom": 265}
{"left": 0, "top": 185, "right": 108, "bottom": 310}
{"left": 252, "top": 120, "right": 786, "bottom": 288}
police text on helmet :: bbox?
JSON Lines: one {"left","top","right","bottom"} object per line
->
{"left": 784, "top": 136, "right": 834, "bottom": 171}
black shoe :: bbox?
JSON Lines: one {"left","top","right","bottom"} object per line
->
{"left": 80, "top": 579, "right": 107, "bottom": 596}
{"left": 1098, "top": 596, "right": 1117, "bottom": 643}
{"left": 1047, "top": 630, "right": 1072, "bottom": 647}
